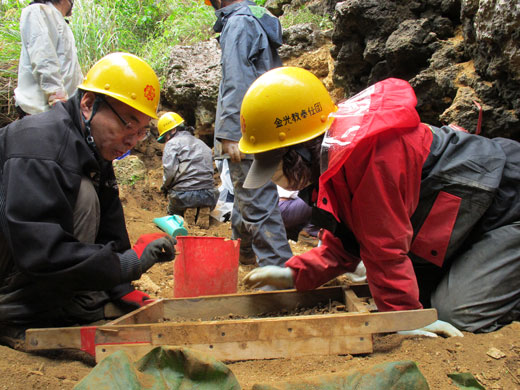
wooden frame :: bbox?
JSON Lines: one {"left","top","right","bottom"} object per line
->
{"left": 25, "top": 285, "right": 436, "bottom": 362}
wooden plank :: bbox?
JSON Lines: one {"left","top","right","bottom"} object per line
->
{"left": 95, "top": 325, "right": 153, "bottom": 344}
{"left": 182, "top": 334, "right": 373, "bottom": 360}
{"left": 345, "top": 289, "right": 370, "bottom": 313}
{"left": 108, "top": 299, "right": 165, "bottom": 325}
{"left": 96, "top": 343, "right": 154, "bottom": 362}
{"left": 134, "top": 309, "right": 437, "bottom": 345}
{"left": 26, "top": 327, "right": 84, "bottom": 350}
{"left": 154, "top": 287, "right": 346, "bottom": 322}
{"left": 94, "top": 335, "right": 373, "bottom": 363}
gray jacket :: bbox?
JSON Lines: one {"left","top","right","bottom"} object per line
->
{"left": 163, "top": 131, "right": 215, "bottom": 192}
{"left": 213, "top": 0, "right": 282, "bottom": 157}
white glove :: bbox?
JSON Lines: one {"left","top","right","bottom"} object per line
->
{"left": 243, "top": 265, "right": 294, "bottom": 289}
{"left": 398, "top": 319, "right": 464, "bottom": 338}
{"left": 222, "top": 140, "right": 245, "bottom": 162}
{"left": 345, "top": 261, "right": 367, "bottom": 283}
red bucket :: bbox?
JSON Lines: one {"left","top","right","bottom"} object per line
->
{"left": 173, "top": 236, "right": 240, "bottom": 298}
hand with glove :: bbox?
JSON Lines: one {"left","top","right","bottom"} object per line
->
{"left": 222, "top": 140, "right": 245, "bottom": 163}
{"left": 398, "top": 319, "right": 464, "bottom": 338}
{"left": 243, "top": 265, "right": 295, "bottom": 290}
{"left": 133, "top": 232, "right": 177, "bottom": 273}
{"left": 118, "top": 289, "right": 155, "bottom": 311}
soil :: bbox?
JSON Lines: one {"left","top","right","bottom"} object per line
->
{"left": 0, "top": 160, "right": 519, "bottom": 390}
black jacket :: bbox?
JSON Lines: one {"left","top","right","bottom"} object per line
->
{"left": 0, "top": 96, "right": 140, "bottom": 323}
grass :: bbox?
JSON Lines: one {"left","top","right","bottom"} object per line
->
{"left": 280, "top": 6, "right": 333, "bottom": 30}
{"left": 0, "top": 0, "right": 332, "bottom": 125}
{"left": 70, "top": 0, "right": 217, "bottom": 76}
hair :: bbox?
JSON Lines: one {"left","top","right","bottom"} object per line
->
{"left": 175, "top": 124, "right": 195, "bottom": 135}
{"left": 281, "top": 134, "right": 323, "bottom": 189}
{"left": 29, "top": 0, "right": 61, "bottom": 4}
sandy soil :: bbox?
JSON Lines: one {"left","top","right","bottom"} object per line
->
{"left": 0, "top": 161, "right": 518, "bottom": 390}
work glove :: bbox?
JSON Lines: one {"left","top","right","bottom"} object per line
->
{"left": 132, "top": 232, "right": 177, "bottom": 273}
{"left": 222, "top": 140, "right": 245, "bottom": 163}
{"left": 345, "top": 261, "right": 367, "bottom": 283}
{"left": 243, "top": 265, "right": 295, "bottom": 290}
{"left": 118, "top": 289, "right": 155, "bottom": 311}
{"left": 398, "top": 319, "right": 464, "bottom": 338}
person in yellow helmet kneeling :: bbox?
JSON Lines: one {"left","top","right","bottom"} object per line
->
{"left": 157, "top": 112, "right": 219, "bottom": 229}
{"left": 0, "top": 53, "right": 176, "bottom": 344}
{"left": 241, "top": 67, "right": 520, "bottom": 336}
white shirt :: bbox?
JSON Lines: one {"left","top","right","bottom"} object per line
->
{"left": 14, "top": 3, "right": 83, "bottom": 114}
{"left": 277, "top": 185, "right": 298, "bottom": 200}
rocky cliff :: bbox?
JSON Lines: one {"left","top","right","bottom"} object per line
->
{"left": 162, "top": 0, "right": 519, "bottom": 140}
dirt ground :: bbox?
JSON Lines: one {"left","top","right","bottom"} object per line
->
{"left": 0, "top": 165, "right": 519, "bottom": 390}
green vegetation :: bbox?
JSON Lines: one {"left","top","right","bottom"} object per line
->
{"left": 280, "top": 6, "right": 333, "bottom": 30}
{"left": 70, "top": 0, "right": 217, "bottom": 77}
{"left": 0, "top": 3, "right": 22, "bottom": 76}
{"left": 0, "top": 0, "right": 333, "bottom": 81}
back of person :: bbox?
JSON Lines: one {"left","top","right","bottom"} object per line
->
{"left": 164, "top": 131, "right": 215, "bottom": 191}
{"left": 15, "top": 1, "right": 83, "bottom": 115}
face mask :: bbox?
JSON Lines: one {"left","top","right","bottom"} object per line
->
{"left": 271, "top": 161, "right": 310, "bottom": 191}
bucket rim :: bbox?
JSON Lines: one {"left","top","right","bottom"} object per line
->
{"left": 176, "top": 236, "right": 239, "bottom": 242}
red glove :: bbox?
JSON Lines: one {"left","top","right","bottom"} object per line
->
{"left": 119, "top": 289, "right": 155, "bottom": 309}
{"left": 132, "top": 232, "right": 168, "bottom": 258}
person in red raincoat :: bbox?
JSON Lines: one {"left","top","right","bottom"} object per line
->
{"left": 240, "top": 67, "right": 520, "bottom": 336}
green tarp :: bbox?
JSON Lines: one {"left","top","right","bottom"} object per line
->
{"left": 448, "top": 373, "right": 486, "bottom": 390}
{"left": 74, "top": 347, "right": 241, "bottom": 390}
{"left": 252, "top": 360, "right": 429, "bottom": 390}
{"left": 75, "top": 346, "right": 430, "bottom": 390}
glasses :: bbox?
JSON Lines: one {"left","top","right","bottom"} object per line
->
{"left": 102, "top": 98, "right": 148, "bottom": 141}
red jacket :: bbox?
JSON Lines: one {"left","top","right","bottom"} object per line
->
{"left": 286, "top": 78, "right": 433, "bottom": 311}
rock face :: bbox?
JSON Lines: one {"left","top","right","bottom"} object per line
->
{"left": 161, "top": 23, "right": 335, "bottom": 143}
{"left": 162, "top": 40, "right": 222, "bottom": 144}
{"left": 332, "top": 0, "right": 519, "bottom": 139}
{"left": 163, "top": 0, "right": 519, "bottom": 140}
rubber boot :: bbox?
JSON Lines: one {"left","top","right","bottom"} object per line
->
{"left": 239, "top": 249, "right": 257, "bottom": 265}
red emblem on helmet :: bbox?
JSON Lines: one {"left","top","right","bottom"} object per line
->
{"left": 240, "top": 114, "right": 246, "bottom": 133}
{"left": 144, "top": 85, "right": 155, "bottom": 101}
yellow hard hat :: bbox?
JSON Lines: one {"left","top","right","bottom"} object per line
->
{"left": 239, "top": 67, "right": 337, "bottom": 155}
{"left": 78, "top": 52, "right": 160, "bottom": 119}
{"left": 204, "top": 0, "right": 212, "bottom": 5}
{"left": 157, "top": 112, "right": 185, "bottom": 143}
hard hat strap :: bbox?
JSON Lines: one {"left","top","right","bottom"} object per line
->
{"left": 81, "top": 93, "right": 103, "bottom": 154}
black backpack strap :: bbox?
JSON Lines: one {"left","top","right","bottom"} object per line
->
{"left": 298, "top": 183, "right": 361, "bottom": 258}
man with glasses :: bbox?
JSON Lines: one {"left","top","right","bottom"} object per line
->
{"left": 0, "top": 53, "right": 176, "bottom": 344}
{"left": 14, "top": 0, "right": 82, "bottom": 117}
